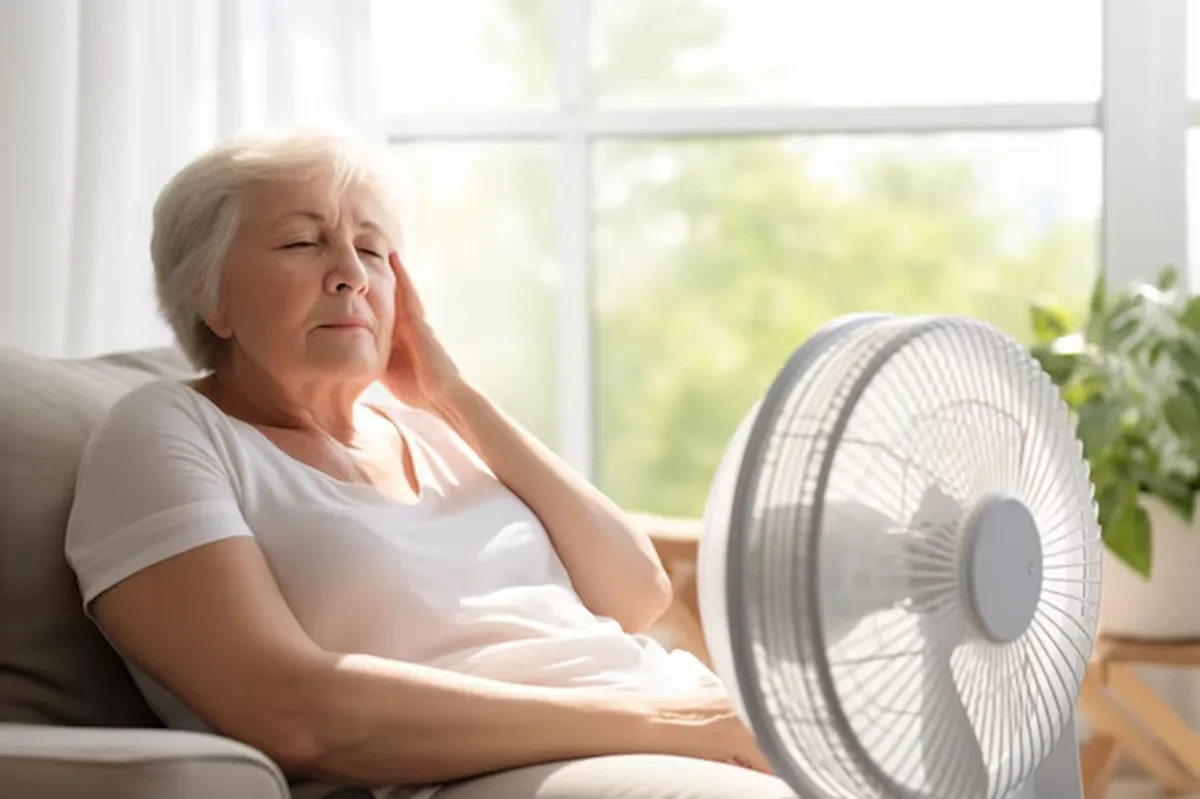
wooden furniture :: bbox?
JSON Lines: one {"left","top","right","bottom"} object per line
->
{"left": 637, "top": 514, "right": 711, "bottom": 666}
{"left": 1078, "top": 635, "right": 1200, "bottom": 798}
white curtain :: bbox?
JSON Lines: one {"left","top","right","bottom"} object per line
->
{"left": 0, "top": 0, "right": 379, "bottom": 358}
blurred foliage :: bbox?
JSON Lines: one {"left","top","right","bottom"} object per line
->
{"left": 594, "top": 139, "right": 1093, "bottom": 515}
{"left": 400, "top": 0, "right": 1097, "bottom": 522}
{"left": 1031, "top": 266, "right": 1200, "bottom": 576}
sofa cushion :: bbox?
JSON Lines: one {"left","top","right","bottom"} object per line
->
{"left": 0, "top": 346, "right": 196, "bottom": 727}
{"left": 0, "top": 723, "right": 290, "bottom": 798}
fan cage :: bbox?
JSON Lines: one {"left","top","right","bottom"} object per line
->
{"left": 722, "top": 315, "right": 1102, "bottom": 799}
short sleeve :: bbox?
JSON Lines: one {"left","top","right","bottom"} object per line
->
{"left": 64, "top": 382, "right": 253, "bottom": 610}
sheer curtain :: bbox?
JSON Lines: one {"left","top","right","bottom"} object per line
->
{"left": 0, "top": 0, "right": 378, "bottom": 358}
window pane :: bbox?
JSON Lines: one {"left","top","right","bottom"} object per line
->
{"left": 372, "top": 0, "right": 554, "bottom": 113}
{"left": 1188, "top": 129, "right": 1200, "bottom": 280}
{"left": 592, "top": 0, "right": 1100, "bottom": 107}
{"left": 397, "top": 143, "right": 558, "bottom": 446}
{"left": 594, "top": 132, "right": 1100, "bottom": 517}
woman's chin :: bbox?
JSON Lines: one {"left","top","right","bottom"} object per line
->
{"left": 303, "top": 341, "right": 386, "bottom": 379}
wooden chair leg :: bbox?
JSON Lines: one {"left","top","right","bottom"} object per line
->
{"left": 1079, "top": 733, "right": 1122, "bottom": 799}
{"left": 1077, "top": 668, "right": 1196, "bottom": 795}
{"left": 1107, "top": 664, "right": 1200, "bottom": 780}
{"left": 657, "top": 568, "right": 712, "bottom": 667}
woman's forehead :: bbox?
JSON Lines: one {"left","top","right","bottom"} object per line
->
{"left": 245, "top": 176, "right": 395, "bottom": 235}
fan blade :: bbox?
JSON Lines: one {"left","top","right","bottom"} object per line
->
{"left": 919, "top": 611, "right": 989, "bottom": 798}
{"left": 819, "top": 500, "right": 907, "bottom": 644}
{"left": 906, "top": 484, "right": 963, "bottom": 615}
{"left": 909, "top": 482, "right": 962, "bottom": 535}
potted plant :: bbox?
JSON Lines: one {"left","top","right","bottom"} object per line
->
{"left": 1030, "top": 265, "right": 1200, "bottom": 639}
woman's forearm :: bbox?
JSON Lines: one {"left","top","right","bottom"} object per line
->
{"left": 296, "top": 652, "right": 655, "bottom": 786}
{"left": 430, "top": 382, "right": 672, "bottom": 631}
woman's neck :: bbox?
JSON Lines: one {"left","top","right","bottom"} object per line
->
{"left": 197, "top": 364, "right": 369, "bottom": 445}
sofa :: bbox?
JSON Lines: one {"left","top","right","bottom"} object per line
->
{"left": 0, "top": 346, "right": 300, "bottom": 797}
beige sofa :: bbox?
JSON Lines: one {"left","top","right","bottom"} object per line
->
{"left": 0, "top": 346, "right": 294, "bottom": 797}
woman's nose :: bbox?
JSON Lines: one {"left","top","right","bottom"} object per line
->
{"left": 325, "top": 247, "right": 369, "bottom": 294}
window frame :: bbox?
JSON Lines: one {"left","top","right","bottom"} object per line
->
{"left": 383, "top": 0, "right": 1191, "bottom": 482}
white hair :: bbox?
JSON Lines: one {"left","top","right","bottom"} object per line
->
{"left": 150, "top": 129, "right": 410, "bottom": 371}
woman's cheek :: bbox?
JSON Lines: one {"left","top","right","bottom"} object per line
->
{"left": 371, "top": 271, "right": 396, "bottom": 311}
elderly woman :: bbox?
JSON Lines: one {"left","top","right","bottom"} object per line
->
{"left": 63, "top": 132, "right": 791, "bottom": 799}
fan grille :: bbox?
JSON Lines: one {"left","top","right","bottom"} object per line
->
{"left": 730, "top": 316, "right": 1101, "bottom": 799}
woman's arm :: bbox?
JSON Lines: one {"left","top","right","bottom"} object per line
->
{"left": 383, "top": 255, "right": 671, "bottom": 631}
{"left": 91, "top": 538, "right": 764, "bottom": 785}
{"left": 430, "top": 382, "right": 673, "bottom": 632}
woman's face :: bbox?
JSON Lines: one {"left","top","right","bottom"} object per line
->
{"left": 208, "top": 174, "right": 398, "bottom": 385}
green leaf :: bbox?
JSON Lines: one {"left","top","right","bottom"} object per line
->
{"left": 1164, "top": 379, "right": 1200, "bottom": 460}
{"left": 1105, "top": 301, "right": 1147, "bottom": 353}
{"left": 1144, "top": 473, "right": 1196, "bottom": 523}
{"left": 1075, "top": 395, "right": 1124, "bottom": 457}
{"left": 1089, "top": 273, "right": 1108, "bottom": 318}
{"left": 1180, "top": 296, "right": 1200, "bottom": 333}
{"left": 1157, "top": 265, "right": 1180, "bottom": 291}
{"left": 1086, "top": 273, "right": 1109, "bottom": 342}
{"left": 1171, "top": 339, "right": 1200, "bottom": 377}
{"left": 1031, "top": 347, "right": 1077, "bottom": 387}
{"left": 1147, "top": 338, "right": 1169, "bottom": 366}
{"left": 1163, "top": 392, "right": 1200, "bottom": 439}
{"left": 1100, "top": 483, "right": 1152, "bottom": 577}
{"left": 1178, "top": 377, "right": 1200, "bottom": 414}
{"left": 1029, "top": 299, "right": 1076, "bottom": 346}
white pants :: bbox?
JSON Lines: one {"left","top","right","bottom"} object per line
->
{"left": 297, "top": 755, "right": 797, "bottom": 799}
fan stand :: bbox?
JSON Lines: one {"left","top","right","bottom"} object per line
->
{"left": 1011, "top": 719, "right": 1085, "bottom": 798}
{"left": 1077, "top": 635, "right": 1200, "bottom": 798}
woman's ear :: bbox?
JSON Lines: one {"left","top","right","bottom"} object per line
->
{"left": 200, "top": 303, "right": 233, "bottom": 340}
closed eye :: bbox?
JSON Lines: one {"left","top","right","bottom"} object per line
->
{"left": 280, "top": 241, "right": 317, "bottom": 250}
{"left": 357, "top": 248, "right": 384, "bottom": 260}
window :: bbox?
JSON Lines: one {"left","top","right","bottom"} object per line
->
{"left": 1187, "top": 4, "right": 1200, "bottom": 279}
{"left": 594, "top": 133, "right": 1099, "bottom": 515}
{"left": 398, "top": 142, "right": 560, "bottom": 447}
{"left": 373, "top": 0, "right": 555, "bottom": 112}
{"left": 374, "top": 0, "right": 1182, "bottom": 519}
{"left": 591, "top": 0, "right": 1099, "bottom": 107}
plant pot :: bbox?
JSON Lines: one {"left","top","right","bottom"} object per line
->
{"left": 1098, "top": 495, "right": 1200, "bottom": 640}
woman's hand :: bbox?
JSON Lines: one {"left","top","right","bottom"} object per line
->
{"left": 636, "top": 688, "right": 773, "bottom": 774}
{"left": 383, "top": 252, "right": 464, "bottom": 410}
{"left": 380, "top": 248, "right": 671, "bottom": 632}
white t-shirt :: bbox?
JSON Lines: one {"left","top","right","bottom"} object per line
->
{"left": 64, "top": 380, "right": 718, "bottom": 742}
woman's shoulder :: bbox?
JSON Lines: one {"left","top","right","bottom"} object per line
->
{"left": 113, "top": 377, "right": 204, "bottom": 410}
{"left": 91, "top": 379, "right": 223, "bottom": 450}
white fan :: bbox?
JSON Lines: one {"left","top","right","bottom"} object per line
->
{"left": 699, "top": 314, "right": 1102, "bottom": 799}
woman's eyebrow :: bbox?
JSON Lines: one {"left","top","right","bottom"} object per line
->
{"left": 355, "top": 219, "right": 387, "bottom": 237}
{"left": 271, "top": 211, "right": 385, "bottom": 236}
{"left": 269, "top": 210, "right": 324, "bottom": 230}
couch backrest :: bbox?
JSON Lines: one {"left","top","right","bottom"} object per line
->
{"left": 0, "top": 346, "right": 196, "bottom": 726}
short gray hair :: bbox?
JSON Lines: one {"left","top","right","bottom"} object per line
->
{"left": 150, "top": 129, "right": 409, "bottom": 371}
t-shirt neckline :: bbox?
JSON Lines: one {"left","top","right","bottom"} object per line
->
{"left": 174, "top": 380, "right": 435, "bottom": 509}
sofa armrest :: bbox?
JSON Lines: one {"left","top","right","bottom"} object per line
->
{"left": 0, "top": 723, "right": 289, "bottom": 799}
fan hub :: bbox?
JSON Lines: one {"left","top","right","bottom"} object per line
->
{"left": 964, "top": 494, "right": 1043, "bottom": 643}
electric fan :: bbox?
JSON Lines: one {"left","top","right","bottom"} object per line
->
{"left": 698, "top": 314, "right": 1102, "bottom": 799}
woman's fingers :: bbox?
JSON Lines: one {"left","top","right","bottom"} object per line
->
{"left": 738, "top": 748, "right": 773, "bottom": 774}
{"left": 729, "top": 723, "right": 773, "bottom": 774}
{"left": 389, "top": 251, "right": 423, "bottom": 323}
{"left": 729, "top": 752, "right": 771, "bottom": 774}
